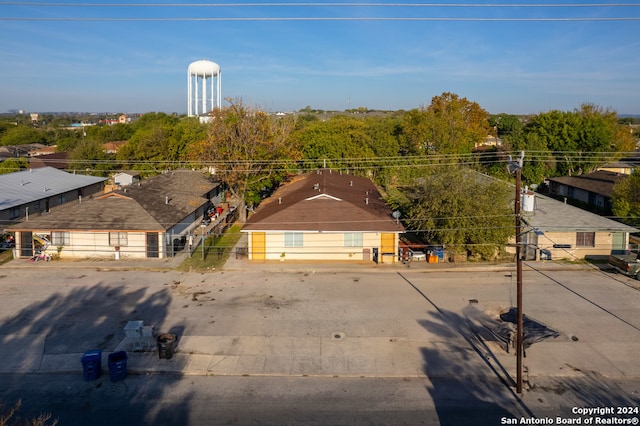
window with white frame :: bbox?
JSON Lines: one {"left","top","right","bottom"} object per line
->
{"left": 109, "top": 232, "right": 128, "bottom": 247}
{"left": 576, "top": 232, "right": 595, "bottom": 247}
{"left": 344, "top": 232, "right": 363, "bottom": 247}
{"left": 284, "top": 232, "right": 303, "bottom": 247}
{"left": 51, "top": 231, "right": 70, "bottom": 246}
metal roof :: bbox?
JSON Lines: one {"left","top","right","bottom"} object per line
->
{"left": 523, "top": 193, "right": 638, "bottom": 233}
{"left": 10, "top": 169, "right": 219, "bottom": 232}
{"left": 0, "top": 167, "right": 106, "bottom": 210}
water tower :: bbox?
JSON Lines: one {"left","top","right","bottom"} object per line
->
{"left": 187, "top": 60, "right": 221, "bottom": 117}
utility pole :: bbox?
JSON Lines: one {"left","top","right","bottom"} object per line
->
{"left": 508, "top": 151, "right": 524, "bottom": 394}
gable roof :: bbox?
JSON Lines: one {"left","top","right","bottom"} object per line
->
{"left": 243, "top": 169, "right": 403, "bottom": 233}
{"left": 11, "top": 192, "right": 164, "bottom": 231}
{"left": 28, "top": 152, "right": 69, "bottom": 170}
{"left": 548, "top": 170, "right": 627, "bottom": 198}
{"left": 0, "top": 167, "right": 106, "bottom": 211}
{"left": 11, "top": 170, "right": 220, "bottom": 232}
{"left": 112, "top": 170, "right": 219, "bottom": 228}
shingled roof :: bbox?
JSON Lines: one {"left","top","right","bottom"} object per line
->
{"left": 11, "top": 170, "right": 220, "bottom": 232}
{"left": 243, "top": 169, "right": 403, "bottom": 232}
{"left": 548, "top": 170, "right": 627, "bottom": 198}
{"left": 112, "top": 170, "right": 219, "bottom": 228}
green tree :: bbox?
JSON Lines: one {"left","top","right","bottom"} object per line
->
{"left": 423, "top": 92, "right": 490, "bottom": 155}
{"left": 0, "top": 157, "right": 28, "bottom": 174}
{"left": 400, "top": 108, "right": 430, "bottom": 156}
{"left": 0, "top": 125, "right": 51, "bottom": 146}
{"left": 188, "top": 99, "right": 300, "bottom": 221}
{"left": 116, "top": 113, "right": 185, "bottom": 169}
{"left": 294, "top": 115, "right": 375, "bottom": 170}
{"left": 489, "top": 113, "right": 523, "bottom": 139}
{"left": 400, "top": 166, "right": 513, "bottom": 260}
{"left": 522, "top": 104, "right": 634, "bottom": 176}
{"left": 611, "top": 171, "right": 640, "bottom": 226}
{"left": 69, "top": 139, "right": 113, "bottom": 176}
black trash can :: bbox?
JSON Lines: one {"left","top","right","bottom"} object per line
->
{"left": 107, "top": 351, "right": 128, "bottom": 382}
{"left": 81, "top": 349, "right": 102, "bottom": 381}
{"left": 157, "top": 334, "right": 177, "bottom": 359}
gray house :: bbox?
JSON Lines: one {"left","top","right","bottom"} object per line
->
{"left": 546, "top": 170, "right": 627, "bottom": 214}
{"left": 0, "top": 167, "right": 106, "bottom": 227}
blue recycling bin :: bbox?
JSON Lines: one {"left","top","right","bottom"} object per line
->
{"left": 433, "top": 247, "right": 445, "bottom": 262}
{"left": 81, "top": 350, "right": 102, "bottom": 381}
{"left": 107, "top": 351, "right": 128, "bottom": 382}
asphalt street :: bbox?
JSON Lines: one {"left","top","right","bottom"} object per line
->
{"left": 0, "top": 258, "right": 639, "bottom": 425}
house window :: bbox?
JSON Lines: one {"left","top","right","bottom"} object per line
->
{"left": 344, "top": 232, "right": 363, "bottom": 247}
{"left": 51, "top": 232, "right": 70, "bottom": 246}
{"left": 576, "top": 232, "right": 595, "bottom": 248}
{"left": 59, "top": 193, "right": 67, "bottom": 204}
{"left": 109, "top": 232, "right": 128, "bottom": 247}
{"left": 284, "top": 232, "right": 303, "bottom": 247}
{"left": 9, "top": 207, "right": 20, "bottom": 220}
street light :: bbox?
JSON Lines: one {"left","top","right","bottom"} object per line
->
{"left": 508, "top": 151, "right": 525, "bottom": 394}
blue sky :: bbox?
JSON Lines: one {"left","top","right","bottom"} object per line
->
{"left": 1, "top": 2, "right": 639, "bottom": 115}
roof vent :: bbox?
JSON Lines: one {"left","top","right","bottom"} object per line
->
{"left": 165, "top": 196, "right": 170, "bottom": 204}
{"left": 313, "top": 183, "right": 319, "bottom": 190}
{"left": 349, "top": 181, "right": 353, "bottom": 186}
{"left": 278, "top": 197, "right": 282, "bottom": 204}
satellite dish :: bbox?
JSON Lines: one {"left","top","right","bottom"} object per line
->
{"left": 392, "top": 210, "right": 401, "bottom": 224}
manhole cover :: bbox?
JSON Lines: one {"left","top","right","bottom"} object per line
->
{"left": 331, "top": 332, "right": 345, "bottom": 341}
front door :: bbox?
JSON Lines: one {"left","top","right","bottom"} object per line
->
{"left": 380, "top": 233, "right": 395, "bottom": 263}
{"left": 146, "top": 232, "right": 159, "bottom": 258}
{"left": 20, "top": 231, "right": 33, "bottom": 257}
{"left": 251, "top": 232, "right": 266, "bottom": 261}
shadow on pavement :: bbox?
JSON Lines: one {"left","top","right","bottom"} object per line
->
{"left": 397, "top": 272, "right": 531, "bottom": 425}
{"left": 0, "top": 278, "right": 196, "bottom": 425}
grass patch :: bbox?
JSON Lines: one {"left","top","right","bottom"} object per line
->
{"left": 177, "top": 224, "right": 243, "bottom": 272}
{"left": 0, "top": 249, "right": 14, "bottom": 265}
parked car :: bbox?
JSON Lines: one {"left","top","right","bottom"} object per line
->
{"left": 409, "top": 249, "right": 426, "bottom": 261}
{"left": 0, "top": 240, "right": 15, "bottom": 250}
{"left": 608, "top": 252, "right": 640, "bottom": 280}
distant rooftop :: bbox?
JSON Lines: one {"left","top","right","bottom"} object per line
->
{"left": 0, "top": 167, "right": 106, "bottom": 210}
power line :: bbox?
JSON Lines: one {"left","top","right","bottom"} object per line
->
{"left": 3, "top": 17, "right": 639, "bottom": 21}
{"left": 3, "top": 3, "right": 639, "bottom": 7}
{"left": 2, "top": 2, "right": 639, "bottom": 21}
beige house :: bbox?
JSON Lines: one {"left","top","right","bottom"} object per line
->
{"left": 517, "top": 192, "right": 637, "bottom": 261}
{"left": 242, "top": 169, "right": 405, "bottom": 263}
{"left": 10, "top": 170, "right": 224, "bottom": 260}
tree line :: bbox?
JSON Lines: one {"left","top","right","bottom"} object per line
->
{"left": 1, "top": 93, "right": 638, "bottom": 258}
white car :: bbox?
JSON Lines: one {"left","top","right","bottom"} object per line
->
{"left": 409, "top": 249, "right": 426, "bottom": 261}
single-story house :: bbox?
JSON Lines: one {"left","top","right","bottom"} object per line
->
{"left": 242, "top": 169, "right": 405, "bottom": 263}
{"left": 10, "top": 169, "right": 225, "bottom": 259}
{"left": 546, "top": 170, "right": 627, "bottom": 214}
{"left": 0, "top": 167, "right": 106, "bottom": 227}
{"left": 113, "top": 171, "right": 141, "bottom": 187}
{"left": 517, "top": 191, "right": 638, "bottom": 261}
{"left": 28, "top": 152, "right": 70, "bottom": 170}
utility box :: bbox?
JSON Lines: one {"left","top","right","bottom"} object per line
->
{"left": 124, "top": 320, "right": 144, "bottom": 338}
